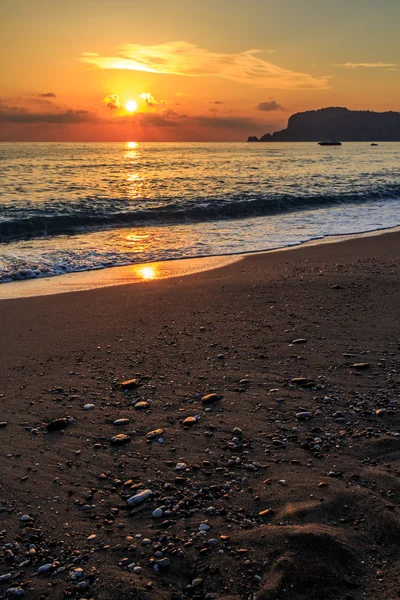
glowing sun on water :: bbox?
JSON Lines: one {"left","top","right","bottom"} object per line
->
{"left": 125, "top": 100, "right": 138, "bottom": 112}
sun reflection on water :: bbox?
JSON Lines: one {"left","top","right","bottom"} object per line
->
{"left": 134, "top": 265, "right": 158, "bottom": 280}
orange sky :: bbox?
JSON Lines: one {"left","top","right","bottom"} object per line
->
{"left": 1, "top": 0, "right": 399, "bottom": 141}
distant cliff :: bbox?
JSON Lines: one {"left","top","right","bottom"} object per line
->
{"left": 248, "top": 107, "right": 400, "bottom": 142}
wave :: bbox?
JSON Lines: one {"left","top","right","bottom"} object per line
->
{"left": 1, "top": 186, "right": 400, "bottom": 242}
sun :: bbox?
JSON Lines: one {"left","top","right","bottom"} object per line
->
{"left": 125, "top": 100, "right": 138, "bottom": 112}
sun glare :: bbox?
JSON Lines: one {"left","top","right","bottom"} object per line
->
{"left": 125, "top": 100, "right": 138, "bottom": 112}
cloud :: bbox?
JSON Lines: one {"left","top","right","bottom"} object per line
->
{"left": 81, "top": 41, "right": 330, "bottom": 90}
{"left": 35, "top": 92, "right": 57, "bottom": 98}
{"left": 139, "top": 92, "right": 164, "bottom": 107}
{"left": 103, "top": 94, "right": 121, "bottom": 110}
{"left": 0, "top": 104, "right": 97, "bottom": 124}
{"left": 255, "top": 99, "right": 283, "bottom": 112}
{"left": 335, "top": 62, "right": 398, "bottom": 69}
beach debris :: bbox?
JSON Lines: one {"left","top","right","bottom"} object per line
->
{"left": 201, "top": 393, "right": 221, "bottom": 405}
{"left": 110, "top": 433, "right": 131, "bottom": 445}
{"left": 46, "top": 418, "right": 69, "bottom": 432}
{"left": 127, "top": 489, "right": 152, "bottom": 506}
{"left": 120, "top": 378, "right": 140, "bottom": 390}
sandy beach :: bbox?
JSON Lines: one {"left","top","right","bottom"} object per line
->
{"left": 1, "top": 230, "right": 400, "bottom": 600}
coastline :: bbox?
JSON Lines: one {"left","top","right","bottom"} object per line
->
{"left": 1, "top": 224, "right": 400, "bottom": 300}
{"left": 1, "top": 228, "right": 400, "bottom": 599}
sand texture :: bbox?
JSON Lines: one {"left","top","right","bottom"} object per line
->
{"left": 1, "top": 231, "right": 400, "bottom": 599}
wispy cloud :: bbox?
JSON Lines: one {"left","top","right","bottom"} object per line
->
{"left": 335, "top": 62, "right": 398, "bottom": 69}
{"left": 81, "top": 41, "right": 330, "bottom": 90}
{"left": 255, "top": 99, "right": 283, "bottom": 112}
{"left": 0, "top": 104, "right": 97, "bottom": 124}
{"left": 34, "top": 92, "right": 57, "bottom": 98}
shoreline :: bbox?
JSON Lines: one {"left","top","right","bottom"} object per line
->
{"left": 1, "top": 223, "right": 400, "bottom": 300}
{"left": 1, "top": 228, "right": 400, "bottom": 599}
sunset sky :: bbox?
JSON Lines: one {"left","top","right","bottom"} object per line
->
{"left": 1, "top": 0, "right": 399, "bottom": 141}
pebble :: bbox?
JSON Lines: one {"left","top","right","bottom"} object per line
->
{"left": 0, "top": 422, "right": 7, "bottom": 428}
{"left": 83, "top": 403, "right": 95, "bottom": 411}
{"left": 127, "top": 489, "right": 153, "bottom": 506}
{"left": 113, "top": 418, "right": 130, "bottom": 426}
{"left": 120, "top": 378, "right": 139, "bottom": 390}
{"left": 292, "top": 338, "right": 307, "bottom": 344}
{"left": 175, "top": 462, "right": 187, "bottom": 471}
{"left": 0, "top": 573, "right": 11, "bottom": 582}
{"left": 296, "top": 411, "right": 312, "bottom": 420}
{"left": 146, "top": 428, "right": 164, "bottom": 439}
{"left": 201, "top": 393, "right": 221, "bottom": 405}
{"left": 6, "top": 588, "right": 24, "bottom": 598}
{"left": 156, "top": 557, "right": 170, "bottom": 568}
{"left": 183, "top": 417, "right": 197, "bottom": 426}
{"left": 46, "top": 418, "right": 69, "bottom": 432}
{"left": 352, "top": 363, "right": 371, "bottom": 369}
{"left": 37, "top": 563, "right": 53, "bottom": 574}
{"left": 134, "top": 401, "right": 149, "bottom": 410}
{"left": 110, "top": 433, "right": 131, "bottom": 445}
{"left": 152, "top": 508, "right": 163, "bottom": 518}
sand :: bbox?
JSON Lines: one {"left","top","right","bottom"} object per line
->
{"left": 1, "top": 230, "right": 400, "bottom": 599}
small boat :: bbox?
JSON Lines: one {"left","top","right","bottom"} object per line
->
{"left": 318, "top": 140, "right": 342, "bottom": 146}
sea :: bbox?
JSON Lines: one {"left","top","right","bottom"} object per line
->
{"left": 1, "top": 141, "right": 400, "bottom": 284}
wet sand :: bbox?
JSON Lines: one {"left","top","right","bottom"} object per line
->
{"left": 1, "top": 230, "right": 400, "bottom": 599}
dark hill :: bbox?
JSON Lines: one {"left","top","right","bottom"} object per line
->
{"left": 248, "top": 107, "right": 400, "bottom": 142}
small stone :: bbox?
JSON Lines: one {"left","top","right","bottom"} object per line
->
{"left": 37, "top": 563, "right": 53, "bottom": 574}
{"left": 292, "top": 339, "right": 307, "bottom": 344}
{"left": 133, "top": 566, "right": 142, "bottom": 574}
{"left": 201, "top": 393, "right": 221, "bottom": 405}
{"left": 175, "top": 462, "right": 187, "bottom": 471}
{"left": 291, "top": 377, "right": 311, "bottom": 386}
{"left": 152, "top": 508, "right": 163, "bottom": 518}
{"left": 134, "top": 401, "right": 148, "bottom": 410}
{"left": 120, "top": 379, "right": 139, "bottom": 390}
{"left": 0, "top": 573, "right": 11, "bottom": 582}
{"left": 20, "top": 515, "right": 32, "bottom": 522}
{"left": 199, "top": 523, "right": 210, "bottom": 531}
{"left": 183, "top": 417, "right": 197, "bottom": 426}
{"left": 0, "top": 422, "right": 7, "bottom": 428}
{"left": 6, "top": 588, "right": 24, "bottom": 598}
{"left": 146, "top": 428, "right": 164, "bottom": 439}
{"left": 352, "top": 363, "right": 370, "bottom": 370}
{"left": 156, "top": 557, "right": 170, "bottom": 568}
{"left": 113, "top": 418, "right": 130, "bottom": 426}
{"left": 46, "top": 418, "right": 69, "bottom": 432}
{"left": 296, "top": 411, "right": 312, "bottom": 420}
{"left": 110, "top": 434, "right": 131, "bottom": 445}
{"left": 233, "top": 427, "right": 243, "bottom": 437}
{"left": 83, "top": 404, "right": 95, "bottom": 411}
{"left": 127, "top": 489, "right": 152, "bottom": 506}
